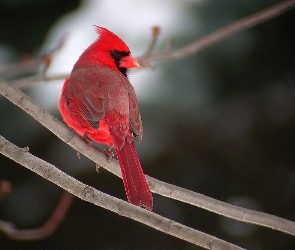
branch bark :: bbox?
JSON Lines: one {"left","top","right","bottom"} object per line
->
{"left": 0, "top": 134, "right": 244, "bottom": 250}
{"left": 8, "top": 0, "right": 295, "bottom": 89}
{"left": 0, "top": 191, "right": 74, "bottom": 240}
{"left": 1, "top": 77, "right": 295, "bottom": 241}
{"left": 138, "top": 0, "right": 295, "bottom": 64}
{"left": 1, "top": 0, "right": 295, "bottom": 246}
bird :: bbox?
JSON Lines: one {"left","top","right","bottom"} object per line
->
{"left": 58, "top": 26, "right": 153, "bottom": 210}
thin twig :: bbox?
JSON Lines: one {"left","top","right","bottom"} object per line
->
{"left": 0, "top": 33, "right": 67, "bottom": 80}
{"left": 12, "top": 73, "right": 69, "bottom": 89}
{"left": 0, "top": 57, "right": 41, "bottom": 79}
{"left": 138, "top": 26, "right": 161, "bottom": 67}
{"left": 143, "top": 26, "right": 161, "bottom": 56}
{"left": 139, "top": 0, "right": 295, "bottom": 64}
{"left": 0, "top": 191, "right": 74, "bottom": 240}
{"left": 8, "top": 0, "right": 295, "bottom": 90}
{"left": 0, "top": 135, "right": 244, "bottom": 250}
{"left": 40, "top": 33, "right": 68, "bottom": 75}
{"left": 0, "top": 78, "right": 295, "bottom": 237}
{"left": 0, "top": 0, "right": 294, "bottom": 243}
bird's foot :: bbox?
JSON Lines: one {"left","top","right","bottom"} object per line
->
{"left": 83, "top": 133, "right": 93, "bottom": 145}
{"left": 103, "top": 146, "right": 114, "bottom": 163}
{"left": 95, "top": 163, "right": 101, "bottom": 173}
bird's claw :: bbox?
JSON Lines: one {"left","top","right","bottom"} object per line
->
{"left": 83, "top": 133, "right": 93, "bottom": 145}
{"left": 103, "top": 147, "right": 114, "bottom": 162}
{"left": 96, "top": 164, "right": 101, "bottom": 173}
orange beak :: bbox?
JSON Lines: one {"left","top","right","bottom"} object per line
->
{"left": 119, "top": 55, "right": 140, "bottom": 68}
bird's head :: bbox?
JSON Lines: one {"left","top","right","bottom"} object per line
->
{"left": 93, "top": 26, "right": 139, "bottom": 76}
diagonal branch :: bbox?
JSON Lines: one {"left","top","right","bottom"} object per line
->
{"left": 0, "top": 78, "right": 295, "bottom": 238}
{"left": 0, "top": 191, "right": 74, "bottom": 240}
{"left": 0, "top": 134, "right": 244, "bottom": 250}
{"left": 0, "top": 33, "right": 67, "bottom": 80}
{"left": 7, "top": 0, "right": 295, "bottom": 89}
{"left": 149, "top": 177, "right": 295, "bottom": 236}
{"left": 138, "top": 0, "right": 295, "bottom": 64}
{"left": 12, "top": 73, "right": 69, "bottom": 89}
{"left": 0, "top": 1, "right": 294, "bottom": 246}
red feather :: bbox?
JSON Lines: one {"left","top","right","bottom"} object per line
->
{"left": 58, "top": 26, "right": 153, "bottom": 210}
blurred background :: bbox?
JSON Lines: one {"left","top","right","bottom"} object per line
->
{"left": 0, "top": 0, "right": 295, "bottom": 249}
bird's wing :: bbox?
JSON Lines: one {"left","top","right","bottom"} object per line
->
{"left": 67, "top": 68, "right": 105, "bottom": 130}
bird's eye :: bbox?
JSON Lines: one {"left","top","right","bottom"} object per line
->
{"left": 110, "top": 50, "right": 130, "bottom": 62}
{"left": 110, "top": 50, "right": 119, "bottom": 58}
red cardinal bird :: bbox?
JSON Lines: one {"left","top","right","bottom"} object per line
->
{"left": 58, "top": 26, "right": 153, "bottom": 210}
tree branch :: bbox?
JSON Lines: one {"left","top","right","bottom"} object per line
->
{"left": 0, "top": 191, "right": 74, "bottom": 240}
{"left": 0, "top": 33, "right": 67, "bottom": 80}
{"left": 0, "top": 134, "right": 244, "bottom": 250}
{"left": 12, "top": 73, "right": 69, "bottom": 89}
{"left": 7, "top": 0, "right": 295, "bottom": 90}
{"left": 0, "top": 1, "right": 293, "bottom": 247}
{"left": 150, "top": 178, "right": 295, "bottom": 236}
{"left": 1, "top": 77, "right": 295, "bottom": 239}
{"left": 138, "top": 0, "right": 295, "bottom": 64}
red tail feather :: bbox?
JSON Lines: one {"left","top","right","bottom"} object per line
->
{"left": 115, "top": 140, "right": 153, "bottom": 210}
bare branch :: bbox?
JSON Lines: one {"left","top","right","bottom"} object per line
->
{"left": 139, "top": 0, "right": 295, "bottom": 64}
{"left": 2, "top": 34, "right": 68, "bottom": 89}
{"left": 12, "top": 73, "right": 69, "bottom": 89}
{"left": 0, "top": 57, "right": 41, "bottom": 79}
{"left": 0, "top": 33, "right": 67, "bottom": 80}
{"left": 40, "top": 33, "right": 68, "bottom": 75}
{"left": 8, "top": 0, "right": 295, "bottom": 90}
{"left": 0, "top": 191, "right": 74, "bottom": 240}
{"left": 0, "top": 78, "right": 295, "bottom": 238}
{"left": 139, "top": 26, "right": 161, "bottom": 67}
{"left": 0, "top": 1, "right": 293, "bottom": 247}
{"left": 149, "top": 177, "right": 295, "bottom": 237}
{"left": 0, "top": 135, "right": 244, "bottom": 250}
{"left": 143, "top": 26, "right": 161, "bottom": 56}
